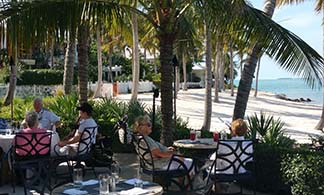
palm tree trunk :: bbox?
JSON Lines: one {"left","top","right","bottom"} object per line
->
{"left": 4, "top": 46, "right": 17, "bottom": 107}
{"left": 233, "top": 0, "right": 276, "bottom": 120}
{"left": 77, "top": 23, "right": 90, "bottom": 103}
{"left": 182, "top": 52, "right": 187, "bottom": 91}
{"left": 219, "top": 47, "right": 225, "bottom": 91}
{"left": 49, "top": 37, "right": 54, "bottom": 68}
{"left": 63, "top": 29, "right": 76, "bottom": 95}
{"left": 230, "top": 43, "right": 234, "bottom": 97}
{"left": 254, "top": 57, "right": 261, "bottom": 97}
{"left": 315, "top": 7, "right": 324, "bottom": 130}
{"left": 108, "top": 39, "right": 114, "bottom": 83}
{"left": 214, "top": 41, "right": 220, "bottom": 103}
{"left": 93, "top": 25, "right": 103, "bottom": 98}
{"left": 159, "top": 32, "right": 175, "bottom": 146}
{"left": 202, "top": 23, "right": 212, "bottom": 131}
{"left": 131, "top": 2, "right": 140, "bottom": 102}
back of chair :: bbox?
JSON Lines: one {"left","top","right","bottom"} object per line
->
{"left": 77, "top": 126, "right": 97, "bottom": 155}
{"left": 211, "top": 139, "right": 253, "bottom": 175}
{"left": 132, "top": 134, "right": 155, "bottom": 171}
{"left": 14, "top": 131, "right": 52, "bottom": 160}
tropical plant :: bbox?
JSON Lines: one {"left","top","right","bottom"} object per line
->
{"left": 247, "top": 112, "right": 295, "bottom": 147}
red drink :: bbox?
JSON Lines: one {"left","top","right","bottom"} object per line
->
{"left": 213, "top": 132, "right": 219, "bottom": 142}
{"left": 189, "top": 131, "right": 196, "bottom": 141}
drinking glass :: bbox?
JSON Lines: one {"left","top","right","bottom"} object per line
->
{"left": 99, "top": 174, "right": 110, "bottom": 195}
{"left": 134, "top": 167, "right": 143, "bottom": 188}
{"left": 213, "top": 132, "right": 219, "bottom": 142}
{"left": 196, "top": 130, "right": 201, "bottom": 139}
{"left": 73, "top": 168, "right": 83, "bottom": 186}
{"left": 220, "top": 130, "right": 227, "bottom": 140}
{"left": 189, "top": 130, "right": 196, "bottom": 141}
{"left": 111, "top": 162, "right": 120, "bottom": 183}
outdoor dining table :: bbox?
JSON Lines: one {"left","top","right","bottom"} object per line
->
{"left": 173, "top": 138, "right": 217, "bottom": 150}
{"left": 173, "top": 138, "right": 218, "bottom": 165}
{"left": 52, "top": 179, "right": 163, "bottom": 195}
{"left": 0, "top": 133, "right": 15, "bottom": 153}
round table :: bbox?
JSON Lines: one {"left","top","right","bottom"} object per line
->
{"left": 52, "top": 180, "right": 163, "bottom": 195}
{"left": 173, "top": 138, "right": 217, "bottom": 164}
{"left": 173, "top": 138, "right": 217, "bottom": 150}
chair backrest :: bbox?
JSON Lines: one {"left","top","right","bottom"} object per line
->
{"left": 14, "top": 131, "right": 52, "bottom": 160}
{"left": 132, "top": 134, "right": 155, "bottom": 171}
{"left": 77, "top": 126, "right": 97, "bottom": 155}
{"left": 211, "top": 139, "right": 253, "bottom": 175}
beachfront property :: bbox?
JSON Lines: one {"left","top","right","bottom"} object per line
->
{"left": 0, "top": 1, "right": 324, "bottom": 194}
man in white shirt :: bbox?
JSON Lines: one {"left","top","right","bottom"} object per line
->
{"left": 33, "top": 98, "right": 61, "bottom": 130}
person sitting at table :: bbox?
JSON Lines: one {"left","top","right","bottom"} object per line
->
{"left": 133, "top": 115, "right": 193, "bottom": 171}
{"left": 14, "top": 111, "right": 51, "bottom": 156}
{"left": 209, "top": 118, "right": 252, "bottom": 173}
{"left": 56, "top": 102, "right": 97, "bottom": 157}
{"left": 21, "top": 97, "right": 61, "bottom": 131}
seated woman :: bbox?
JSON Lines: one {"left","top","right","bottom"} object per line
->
{"left": 14, "top": 111, "right": 51, "bottom": 156}
{"left": 56, "top": 102, "right": 97, "bottom": 157}
{"left": 210, "top": 118, "right": 253, "bottom": 173}
{"left": 133, "top": 115, "right": 193, "bottom": 171}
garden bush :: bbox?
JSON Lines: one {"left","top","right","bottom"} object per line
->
{"left": 281, "top": 150, "right": 324, "bottom": 195}
{"left": 16, "top": 69, "right": 64, "bottom": 85}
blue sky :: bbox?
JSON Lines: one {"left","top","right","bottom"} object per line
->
{"left": 248, "top": 1, "right": 322, "bottom": 79}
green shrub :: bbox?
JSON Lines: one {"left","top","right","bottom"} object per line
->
{"left": 281, "top": 151, "right": 324, "bottom": 195}
{"left": 16, "top": 69, "right": 64, "bottom": 85}
{"left": 47, "top": 94, "right": 79, "bottom": 137}
{"left": 247, "top": 111, "right": 295, "bottom": 148}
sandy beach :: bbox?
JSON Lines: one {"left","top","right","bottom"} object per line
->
{"left": 116, "top": 88, "right": 324, "bottom": 143}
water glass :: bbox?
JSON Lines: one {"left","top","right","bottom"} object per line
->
{"left": 99, "top": 174, "right": 110, "bottom": 195}
{"left": 196, "top": 130, "right": 201, "bottom": 139}
{"left": 213, "top": 132, "right": 219, "bottom": 142}
{"left": 73, "top": 168, "right": 83, "bottom": 186}
{"left": 134, "top": 167, "right": 143, "bottom": 188}
{"left": 5, "top": 128, "right": 11, "bottom": 135}
{"left": 189, "top": 130, "right": 196, "bottom": 141}
{"left": 220, "top": 130, "right": 227, "bottom": 140}
{"left": 109, "top": 175, "right": 116, "bottom": 192}
{"left": 111, "top": 162, "right": 120, "bottom": 183}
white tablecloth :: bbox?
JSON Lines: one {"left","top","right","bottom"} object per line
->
{"left": 0, "top": 134, "right": 15, "bottom": 153}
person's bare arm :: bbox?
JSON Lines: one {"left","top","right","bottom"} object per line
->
{"left": 151, "top": 148, "right": 173, "bottom": 158}
{"left": 58, "top": 131, "right": 81, "bottom": 147}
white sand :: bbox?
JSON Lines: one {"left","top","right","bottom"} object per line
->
{"left": 116, "top": 88, "right": 324, "bottom": 143}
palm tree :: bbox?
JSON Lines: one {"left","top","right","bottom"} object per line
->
{"left": 93, "top": 25, "right": 103, "bottom": 98}
{"left": 233, "top": 0, "right": 323, "bottom": 120}
{"left": 275, "top": 0, "right": 324, "bottom": 129}
{"left": 130, "top": 0, "right": 139, "bottom": 102}
{"left": 63, "top": 28, "right": 76, "bottom": 95}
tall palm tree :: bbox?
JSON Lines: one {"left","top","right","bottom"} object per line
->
{"left": 233, "top": 0, "right": 323, "bottom": 120}
{"left": 275, "top": 0, "right": 324, "bottom": 129}
{"left": 130, "top": 0, "right": 139, "bottom": 102}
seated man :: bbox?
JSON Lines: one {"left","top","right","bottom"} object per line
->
{"left": 14, "top": 111, "right": 50, "bottom": 156}
{"left": 133, "top": 115, "right": 193, "bottom": 170}
{"left": 56, "top": 102, "right": 97, "bottom": 156}
{"left": 22, "top": 97, "right": 61, "bottom": 130}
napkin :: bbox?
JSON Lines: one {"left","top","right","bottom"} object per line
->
{"left": 81, "top": 179, "right": 98, "bottom": 186}
{"left": 124, "top": 178, "right": 150, "bottom": 185}
{"left": 118, "top": 187, "right": 150, "bottom": 195}
{"left": 63, "top": 188, "right": 88, "bottom": 195}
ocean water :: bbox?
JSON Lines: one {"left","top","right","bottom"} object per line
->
{"left": 234, "top": 78, "right": 323, "bottom": 105}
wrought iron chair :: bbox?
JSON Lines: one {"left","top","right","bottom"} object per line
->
{"left": 53, "top": 126, "right": 98, "bottom": 184}
{"left": 132, "top": 133, "right": 195, "bottom": 192}
{"left": 11, "top": 131, "right": 52, "bottom": 195}
{"left": 208, "top": 139, "right": 256, "bottom": 195}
